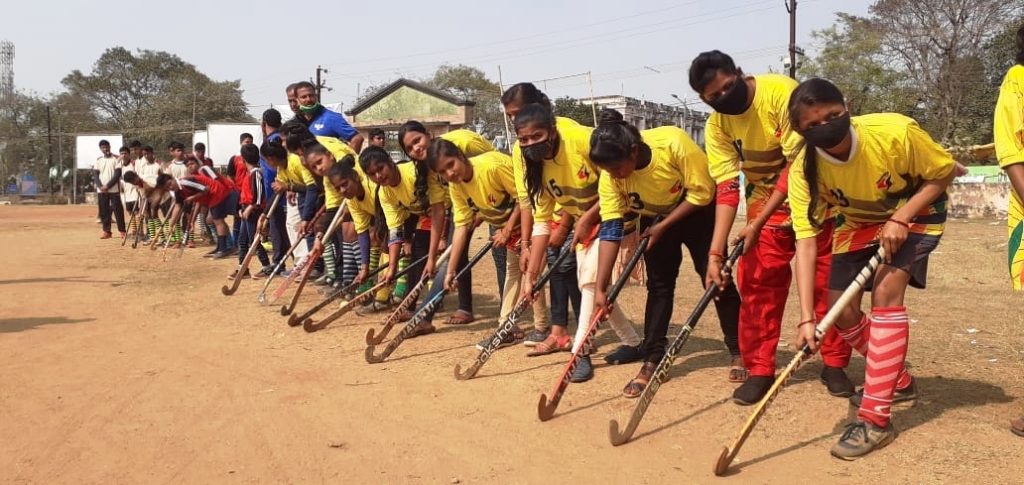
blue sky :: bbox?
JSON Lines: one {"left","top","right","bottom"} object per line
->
{"left": 1, "top": 0, "right": 872, "bottom": 111}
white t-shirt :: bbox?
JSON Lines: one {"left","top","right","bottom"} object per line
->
{"left": 121, "top": 160, "right": 139, "bottom": 203}
{"left": 137, "top": 160, "right": 161, "bottom": 187}
{"left": 94, "top": 154, "right": 120, "bottom": 193}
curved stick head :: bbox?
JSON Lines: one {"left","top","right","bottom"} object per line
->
{"left": 608, "top": 419, "right": 629, "bottom": 446}
{"left": 279, "top": 304, "right": 293, "bottom": 317}
{"left": 220, "top": 285, "right": 234, "bottom": 296}
{"left": 713, "top": 446, "right": 733, "bottom": 476}
{"left": 364, "top": 328, "right": 377, "bottom": 345}
{"left": 287, "top": 314, "right": 299, "bottom": 326}
{"left": 302, "top": 318, "right": 319, "bottom": 333}
{"left": 257, "top": 294, "right": 267, "bottom": 305}
{"left": 537, "top": 394, "right": 556, "bottom": 422}
{"left": 453, "top": 363, "right": 478, "bottom": 381}
{"left": 364, "top": 344, "right": 383, "bottom": 364}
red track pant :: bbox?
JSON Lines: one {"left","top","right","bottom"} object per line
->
{"left": 736, "top": 222, "right": 851, "bottom": 377}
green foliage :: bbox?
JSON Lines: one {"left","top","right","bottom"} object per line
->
{"left": 424, "top": 64, "right": 503, "bottom": 136}
{"left": 552, "top": 96, "right": 595, "bottom": 127}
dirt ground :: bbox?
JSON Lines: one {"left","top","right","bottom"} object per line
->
{"left": 1, "top": 205, "right": 1022, "bottom": 484}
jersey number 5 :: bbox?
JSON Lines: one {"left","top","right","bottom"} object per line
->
{"left": 548, "top": 179, "right": 563, "bottom": 197}
{"left": 628, "top": 192, "right": 645, "bottom": 211}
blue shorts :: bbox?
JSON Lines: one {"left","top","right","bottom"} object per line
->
{"left": 210, "top": 190, "right": 240, "bottom": 220}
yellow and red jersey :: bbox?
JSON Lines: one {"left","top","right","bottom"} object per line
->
{"left": 449, "top": 151, "right": 518, "bottom": 228}
{"left": 789, "top": 113, "right": 955, "bottom": 254}
{"left": 705, "top": 74, "right": 802, "bottom": 225}
{"left": 599, "top": 126, "right": 714, "bottom": 221}
{"left": 344, "top": 173, "right": 379, "bottom": 235}
{"left": 378, "top": 161, "right": 448, "bottom": 230}
{"left": 994, "top": 63, "right": 1024, "bottom": 290}
{"left": 511, "top": 118, "right": 599, "bottom": 224}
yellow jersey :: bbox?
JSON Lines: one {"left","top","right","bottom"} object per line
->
{"left": 316, "top": 135, "right": 359, "bottom": 210}
{"left": 789, "top": 113, "right": 955, "bottom": 254}
{"left": 440, "top": 129, "right": 495, "bottom": 157}
{"left": 993, "top": 63, "right": 1024, "bottom": 289}
{"left": 599, "top": 126, "right": 714, "bottom": 221}
{"left": 450, "top": 151, "right": 518, "bottom": 228}
{"left": 345, "top": 173, "right": 379, "bottom": 234}
{"left": 513, "top": 117, "right": 582, "bottom": 208}
{"left": 276, "top": 153, "right": 316, "bottom": 187}
{"left": 705, "top": 74, "right": 802, "bottom": 224}
{"left": 378, "top": 161, "right": 448, "bottom": 230}
{"left": 512, "top": 119, "right": 599, "bottom": 224}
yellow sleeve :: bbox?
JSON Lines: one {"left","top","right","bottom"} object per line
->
{"left": 994, "top": 72, "right": 1024, "bottom": 168}
{"left": 904, "top": 121, "right": 955, "bottom": 180}
{"left": 532, "top": 188, "right": 556, "bottom": 224}
{"left": 705, "top": 115, "right": 741, "bottom": 184}
{"left": 350, "top": 201, "right": 373, "bottom": 234}
{"left": 427, "top": 175, "right": 447, "bottom": 206}
{"left": 788, "top": 147, "right": 824, "bottom": 240}
{"left": 511, "top": 143, "right": 530, "bottom": 207}
{"left": 449, "top": 185, "right": 473, "bottom": 227}
{"left": 598, "top": 172, "right": 627, "bottom": 221}
{"left": 674, "top": 132, "right": 715, "bottom": 207}
{"left": 491, "top": 154, "right": 519, "bottom": 199}
{"left": 443, "top": 130, "right": 495, "bottom": 157}
{"left": 324, "top": 179, "right": 342, "bottom": 209}
{"left": 317, "top": 135, "right": 359, "bottom": 164}
{"left": 378, "top": 189, "right": 404, "bottom": 230}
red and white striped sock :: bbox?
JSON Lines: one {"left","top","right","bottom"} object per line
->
{"left": 857, "top": 306, "right": 909, "bottom": 428}
{"left": 838, "top": 313, "right": 870, "bottom": 355}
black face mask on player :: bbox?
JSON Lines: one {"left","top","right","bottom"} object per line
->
{"left": 522, "top": 136, "right": 559, "bottom": 163}
{"left": 707, "top": 75, "right": 750, "bottom": 115}
{"left": 802, "top": 112, "right": 851, "bottom": 149}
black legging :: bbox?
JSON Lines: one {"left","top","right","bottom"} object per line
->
{"left": 639, "top": 204, "right": 741, "bottom": 363}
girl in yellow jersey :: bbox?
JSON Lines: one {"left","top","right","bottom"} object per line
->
{"left": 396, "top": 121, "right": 495, "bottom": 325}
{"left": 302, "top": 139, "right": 359, "bottom": 290}
{"left": 262, "top": 137, "right": 318, "bottom": 264}
{"left": 590, "top": 109, "right": 741, "bottom": 397}
{"left": 362, "top": 146, "right": 449, "bottom": 336}
{"left": 428, "top": 138, "right": 556, "bottom": 351}
{"left": 503, "top": 83, "right": 578, "bottom": 351}
{"left": 787, "top": 79, "right": 955, "bottom": 459}
{"left": 517, "top": 103, "right": 643, "bottom": 383}
{"left": 993, "top": 25, "right": 1024, "bottom": 437}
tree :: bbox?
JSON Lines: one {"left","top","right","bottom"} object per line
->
{"left": 552, "top": 96, "right": 595, "bottom": 127}
{"left": 800, "top": 13, "right": 920, "bottom": 117}
{"left": 424, "top": 64, "right": 504, "bottom": 134}
{"left": 869, "top": 0, "right": 1024, "bottom": 143}
{"left": 61, "top": 47, "right": 253, "bottom": 149}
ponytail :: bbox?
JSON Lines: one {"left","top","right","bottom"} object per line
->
{"left": 514, "top": 103, "right": 557, "bottom": 207}
{"left": 589, "top": 108, "right": 650, "bottom": 170}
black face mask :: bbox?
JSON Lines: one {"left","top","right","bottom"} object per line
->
{"left": 802, "top": 112, "right": 851, "bottom": 149}
{"left": 707, "top": 76, "right": 750, "bottom": 115}
{"left": 522, "top": 136, "right": 558, "bottom": 163}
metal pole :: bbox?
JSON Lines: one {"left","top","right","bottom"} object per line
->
{"left": 46, "top": 105, "right": 53, "bottom": 194}
{"left": 788, "top": 0, "right": 798, "bottom": 79}
{"left": 72, "top": 142, "right": 77, "bottom": 205}
{"left": 57, "top": 109, "right": 64, "bottom": 202}
{"left": 586, "top": 71, "right": 598, "bottom": 126}
{"left": 497, "top": 65, "right": 513, "bottom": 153}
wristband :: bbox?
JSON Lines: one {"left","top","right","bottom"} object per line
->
{"left": 797, "top": 319, "right": 816, "bottom": 329}
{"left": 887, "top": 218, "right": 910, "bottom": 229}
{"left": 708, "top": 249, "right": 725, "bottom": 260}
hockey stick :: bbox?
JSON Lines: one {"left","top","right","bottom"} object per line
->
{"left": 713, "top": 247, "right": 884, "bottom": 476}
{"left": 160, "top": 205, "right": 188, "bottom": 261}
{"left": 149, "top": 209, "right": 174, "bottom": 250}
{"left": 131, "top": 197, "right": 149, "bottom": 249}
{"left": 453, "top": 245, "right": 572, "bottom": 380}
{"left": 302, "top": 280, "right": 386, "bottom": 333}
{"left": 175, "top": 203, "right": 201, "bottom": 259}
{"left": 364, "top": 254, "right": 437, "bottom": 345}
{"left": 121, "top": 201, "right": 140, "bottom": 246}
{"left": 222, "top": 193, "right": 284, "bottom": 296}
{"left": 287, "top": 257, "right": 393, "bottom": 326}
{"left": 262, "top": 207, "right": 326, "bottom": 305}
{"left": 365, "top": 243, "right": 489, "bottom": 364}
{"left": 537, "top": 229, "right": 653, "bottom": 422}
{"left": 609, "top": 242, "right": 744, "bottom": 445}
{"left": 279, "top": 202, "right": 347, "bottom": 317}
{"left": 301, "top": 253, "right": 427, "bottom": 332}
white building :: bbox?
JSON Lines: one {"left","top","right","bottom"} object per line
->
{"left": 580, "top": 95, "right": 708, "bottom": 145}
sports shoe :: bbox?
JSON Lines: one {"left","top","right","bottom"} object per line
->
{"left": 313, "top": 274, "right": 330, "bottom": 286}
{"left": 475, "top": 327, "right": 525, "bottom": 351}
{"left": 604, "top": 345, "right": 643, "bottom": 365}
{"left": 251, "top": 267, "right": 273, "bottom": 280}
{"left": 732, "top": 375, "right": 775, "bottom": 405}
{"left": 210, "top": 251, "right": 231, "bottom": 260}
{"left": 849, "top": 379, "right": 917, "bottom": 408}
{"left": 821, "top": 366, "right": 856, "bottom": 397}
{"left": 830, "top": 421, "right": 896, "bottom": 460}
{"left": 203, "top": 248, "right": 220, "bottom": 258}
{"left": 523, "top": 327, "right": 550, "bottom": 347}
{"left": 570, "top": 355, "right": 594, "bottom": 383}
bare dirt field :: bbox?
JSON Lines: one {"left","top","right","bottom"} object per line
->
{"left": 1, "top": 205, "right": 1022, "bottom": 484}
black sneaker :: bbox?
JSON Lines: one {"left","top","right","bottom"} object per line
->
{"left": 821, "top": 366, "right": 856, "bottom": 397}
{"left": 203, "top": 248, "right": 220, "bottom": 258}
{"left": 570, "top": 355, "right": 594, "bottom": 383}
{"left": 849, "top": 379, "right": 918, "bottom": 408}
{"left": 475, "top": 327, "right": 525, "bottom": 351}
{"left": 830, "top": 421, "right": 896, "bottom": 460}
{"left": 523, "top": 328, "right": 550, "bottom": 347}
{"left": 604, "top": 344, "right": 643, "bottom": 365}
{"left": 732, "top": 375, "right": 774, "bottom": 405}
{"left": 210, "top": 251, "right": 231, "bottom": 260}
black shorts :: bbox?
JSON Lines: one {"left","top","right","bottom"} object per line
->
{"left": 210, "top": 190, "right": 240, "bottom": 220}
{"left": 828, "top": 233, "right": 940, "bottom": 291}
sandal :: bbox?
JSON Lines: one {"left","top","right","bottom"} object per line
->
{"left": 409, "top": 322, "right": 436, "bottom": 338}
{"left": 728, "top": 357, "right": 748, "bottom": 383}
{"left": 1012, "top": 416, "right": 1024, "bottom": 437}
{"left": 623, "top": 362, "right": 658, "bottom": 398}
{"left": 526, "top": 334, "right": 573, "bottom": 357}
{"left": 445, "top": 309, "right": 475, "bottom": 325}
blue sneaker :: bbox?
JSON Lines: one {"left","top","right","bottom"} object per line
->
{"left": 570, "top": 355, "right": 594, "bottom": 383}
